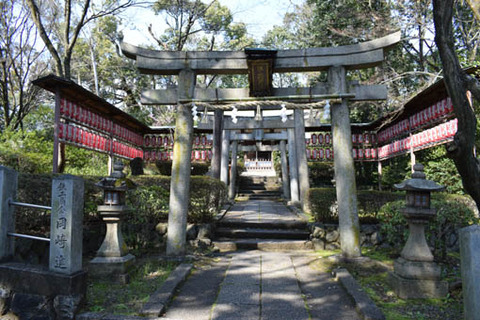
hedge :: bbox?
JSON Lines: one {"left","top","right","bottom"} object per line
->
{"left": 155, "top": 160, "right": 210, "bottom": 176}
{"left": 378, "top": 196, "right": 479, "bottom": 260}
{"left": 305, "top": 188, "right": 403, "bottom": 223}
{"left": 14, "top": 173, "right": 227, "bottom": 254}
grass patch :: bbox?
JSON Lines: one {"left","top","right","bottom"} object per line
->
{"left": 82, "top": 259, "right": 178, "bottom": 315}
{"left": 312, "top": 248, "right": 463, "bottom": 319}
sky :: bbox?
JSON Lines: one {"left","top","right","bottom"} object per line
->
{"left": 121, "top": 0, "right": 305, "bottom": 46}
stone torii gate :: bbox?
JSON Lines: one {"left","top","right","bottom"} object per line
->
{"left": 120, "top": 32, "right": 401, "bottom": 257}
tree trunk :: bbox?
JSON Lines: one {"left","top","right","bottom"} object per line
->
{"left": 433, "top": 0, "right": 480, "bottom": 211}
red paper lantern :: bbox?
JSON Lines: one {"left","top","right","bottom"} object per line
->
{"left": 151, "top": 135, "right": 157, "bottom": 147}
{"left": 58, "top": 123, "right": 65, "bottom": 139}
{"left": 60, "top": 99, "right": 66, "bottom": 115}
{"left": 358, "top": 148, "right": 364, "bottom": 159}
{"left": 352, "top": 148, "right": 358, "bottom": 159}
{"left": 446, "top": 97, "right": 453, "bottom": 113}
{"left": 319, "top": 149, "right": 324, "bottom": 159}
{"left": 364, "top": 133, "right": 370, "bottom": 144}
{"left": 66, "top": 125, "right": 73, "bottom": 141}
{"left": 318, "top": 133, "right": 324, "bottom": 145}
{"left": 325, "top": 134, "right": 331, "bottom": 145}
{"left": 74, "top": 127, "right": 81, "bottom": 144}
{"left": 352, "top": 134, "right": 357, "bottom": 144}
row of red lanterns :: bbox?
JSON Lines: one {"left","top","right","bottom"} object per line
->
{"left": 377, "top": 119, "right": 410, "bottom": 144}
{"left": 191, "top": 150, "right": 213, "bottom": 161}
{"left": 60, "top": 98, "right": 143, "bottom": 146}
{"left": 410, "top": 97, "right": 453, "bottom": 130}
{"left": 411, "top": 118, "right": 457, "bottom": 149}
{"left": 144, "top": 150, "right": 214, "bottom": 162}
{"left": 144, "top": 135, "right": 172, "bottom": 148}
{"left": 353, "top": 148, "right": 377, "bottom": 160}
{"left": 306, "top": 148, "right": 334, "bottom": 160}
{"left": 378, "top": 119, "right": 457, "bottom": 159}
{"left": 143, "top": 135, "right": 213, "bottom": 148}
{"left": 144, "top": 150, "right": 173, "bottom": 162}
{"left": 58, "top": 123, "right": 142, "bottom": 159}
{"left": 351, "top": 133, "right": 376, "bottom": 145}
{"left": 306, "top": 133, "right": 331, "bottom": 145}
{"left": 377, "top": 97, "right": 454, "bottom": 144}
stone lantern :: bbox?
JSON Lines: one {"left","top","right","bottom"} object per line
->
{"left": 388, "top": 163, "right": 448, "bottom": 299}
{"left": 89, "top": 161, "right": 136, "bottom": 284}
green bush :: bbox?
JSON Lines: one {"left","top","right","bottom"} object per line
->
{"left": 0, "top": 130, "right": 52, "bottom": 174}
{"left": 189, "top": 176, "right": 227, "bottom": 223}
{"left": 305, "top": 188, "right": 337, "bottom": 222}
{"left": 155, "top": 160, "right": 210, "bottom": 176}
{"left": 191, "top": 162, "right": 210, "bottom": 176}
{"left": 308, "top": 162, "right": 334, "bottom": 187}
{"left": 11, "top": 172, "right": 227, "bottom": 255}
{"left": 305, "top": 188, "right": 403, "bottom": 223}
{"left": 377, "top": 200, "right": 408, "bottom": 245}
{"left": 155, "top": 161, "right": 172, "bottom": 176}
{"left": 357, "top": 190, "right": 403, "bottom": 223}
{"left": 378, "top": 195, "right": 479, "bottom": 259}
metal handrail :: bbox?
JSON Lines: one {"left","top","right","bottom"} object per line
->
{"left": 9, "top": 200, "right": 51, "bottom": 211}
{"left": 7, "top": 232, "right": 50, "bottom": 242}
{"left": 6, "top": 200, "right": 52, "bottom": 242}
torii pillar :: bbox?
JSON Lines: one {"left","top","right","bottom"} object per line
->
{"left": 166, "top": 69, "right": 195, "bottom": 256}
{"left": 329, "top": 66, "right": 361, "bottom": 258}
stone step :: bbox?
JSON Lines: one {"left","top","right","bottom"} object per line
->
{"left": 217, "top": 220, "right": 308, "bottom": 230}
{"left": 215, "top": 227, "right": 310, "bottom": 240}
{"left": 213, "top": 239, "right": 313, "bottom": 252}
{"left": 237, "top": 190, "right": 280, "bottom": 195}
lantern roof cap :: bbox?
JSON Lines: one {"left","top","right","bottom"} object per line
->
{"left": 96, "top": 161, "right": 136, "bottom": 190}
{"left": 394, "top": 163, "right": 445, "bottom": 192}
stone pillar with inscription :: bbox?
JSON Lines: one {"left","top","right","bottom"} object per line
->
{"left": 50, "top": 175, "right": 84, "bottom": 275}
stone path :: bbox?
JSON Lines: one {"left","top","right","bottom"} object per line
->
{"left": 220, "top": 199, "right": 306, "bottom": 225}
{"left": 163, "top": 251, "right": 359, "bottom": 320}
{"left": 163, "top": 199, "right": 360, "bottom": 320}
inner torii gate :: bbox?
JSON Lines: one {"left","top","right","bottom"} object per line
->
{"left": 120, "top": 32, "right": 401, "bottom": 257}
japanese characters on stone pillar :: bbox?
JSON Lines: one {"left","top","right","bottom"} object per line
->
{"left": 49, "top": 175, "right": 84, "bottom": 274}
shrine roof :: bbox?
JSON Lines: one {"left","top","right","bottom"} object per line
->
{"left": 374, "top": 66, "right": 479, "bottom": 131}
{"left": 33, "top": 74, "right": 151, "bottom": 133}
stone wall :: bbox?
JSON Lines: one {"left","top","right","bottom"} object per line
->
{"left": 310, "top": 223, "right": 462, "bottom": 252}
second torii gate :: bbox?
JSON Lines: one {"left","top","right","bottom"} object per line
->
{"left": 120, "top": 32, "right": 401, "bottom": 257}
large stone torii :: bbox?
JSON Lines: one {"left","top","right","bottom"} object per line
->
{"left": 121, "top": 32, "right": 401, "bottom": 257}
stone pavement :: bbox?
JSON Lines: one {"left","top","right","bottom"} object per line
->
{"left": 163, "top": 199, "right": 361, "bottom": 320}
{"left": 219, "top": 199, "right": 306, "bottom": 225}
{"left": 163, "top": 251, "right": 360, "bottom": 320}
